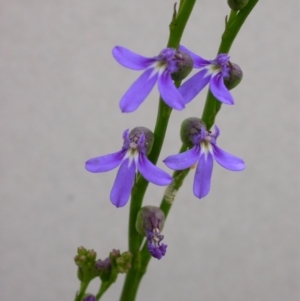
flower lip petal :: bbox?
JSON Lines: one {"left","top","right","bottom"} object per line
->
{"left": 193, "top": 151, "right": 214, "bottom": 199}
{"left": 209, "top": 73, "right": 234, "bottom": 105}
{"left": 178, "top": 69, "right": 211, "bottom": 104}
{"left": 119, "top": 68, "right": 158, "bottom": 112}
{"left": 157, "top": 71, "right": 185, "bottom": 110}
{"left": 112, "top": 46, "right": 155, "bottom": 70}
{"left": 212, "top": 144, "right": 245, "bottom": 171}
{"left": 85, "top": 150, "right": 126, "bottom": 173}
{"left": 138, "top": 153, "right": 172, "bottom": 186}
{"left": 163, "top": 146, "right": 200, "bottom": 170}
{"left": 179, "top": 45, "right": 211, "bottom": 68}
{"left": 110, "top": 158, "right": 136, "bottom": 208}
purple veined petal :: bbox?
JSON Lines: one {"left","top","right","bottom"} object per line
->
{"left": 179, "top": 45, "right": 211, "bottom": 68}
{"left": 112, "top": 46, "right": 155, "bottom": 70}
{"left": 193, "top": 150, "right": 214, "bottom": 199}
{"left": 110, "top": 158, "right": 136, "bottom": 208}
{"left": 138, "top": 153, "right": 172, "bottom": 186}
{"left": 178, "top": 70, "right": 211, "bottom": 104}
{"left": 163, "top": 146, "right": 200, "bottom": 170}
{"left": 212, "top": 144, "right": 245, "bottom": 171}
{"left": 157, "top": 71, "right": 185, "bottom": 110}
{"left": 209, "top": 73, "right": 234, "bottom": 105}
{"left": 119, "top": 68, "right": 158, "bottom": 112}
{"left": 85, "top": 149, "right": 126, "bottom": 173}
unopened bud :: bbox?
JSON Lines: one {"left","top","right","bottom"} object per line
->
{"left": 129, "top": 127, "right": 154, "bottom": 155}
{"left": 227, "top": 0, "right": 249, "bottom": 11}
{"left": 223, "top": 62, "right": 243, "bottom": 90}
{"left": 116, "top": 251, "right": 132, "bottom": 273}
{"left": 136, "top": 206, "right": 165, "bottom": 236}
{"left": 171, "top": 50, "right": 193, "bottom": 81}
{"left": 180, "top": 117, "right": 206, "bottom": 147}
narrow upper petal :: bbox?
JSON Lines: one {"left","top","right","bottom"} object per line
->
{"left": 138, "top": 153, "right": 172, "bottom": 185}
{"left": 179, "top": 45, "right": 211, "bottom": 68}
{"left": 119, "top": 68, "right": 158, "bottom": 112}
{"left": 209, "top": 73, "right": 234, "bottom": 105}
{"left": 163, "top": 146, "right": 200, "bottom": 170}
{"left": 193, "top": 151, "right": 214, "bottom": 199}
{"left": 110, "top": 158, "right": 136, "bottom": 208}
{"left": 85, "top": 150, "right": 126, "bottom": 173}
{"left": 178, "top": 70, "right": 211, "bottom": 104}
{"left": 212, "top": 144, "right": 245, "bottom": 171}
{"left": 157, "top": 71, "right": 185, "bottom": 110}
{"left": 112, "top": 46, "right": 154, "bottom": 70}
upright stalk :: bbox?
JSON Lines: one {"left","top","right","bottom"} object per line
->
{"left": 119, "top": 1, "right": 196, "bottom": 301}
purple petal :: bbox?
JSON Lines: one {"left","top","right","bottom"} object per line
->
{"left": 212, "top": 144, "right": 245, "bottom": 171}
{"left": 163, "top": 146, "right": 200, "bottom": 170}
{"left": 110, "top": 158, "right": 136, "bottom": 208}
{"left": 157, "top": 71, "right": 185, "bottom": 110}
{"left": 178, "top": 70, "right": 211, "bottom": 104}
{"left": 209, "top": 73, "right": 234, "bottom": 105}
{"left": 193, "top": 151, "right": 214, "bottom": 199}
{"left": 119, "top": 68, "right": 158, "bottom": 112}
{"left": 138, "top": 153, "right": 172, "bottom": 185}
{"left": 85, "top": 150, "right": 126, "bottom": 173}
{"left": 179, "top": 45, "right": 211, "bottom": 68}
{"left": 112, "top": 46, "right": 154, "bottom": 70}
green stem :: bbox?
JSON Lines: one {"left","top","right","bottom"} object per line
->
{"left": 201, "top": 0, "right": 259, "bottom": 129}
{"left": 74, "top": 279, "right": 90, "bottom": 301}
{"left": 119, "top": 1, "right": 196, "bottom": 301}
{"left": 96, "top": 281, "right": 112, "bottom": 300}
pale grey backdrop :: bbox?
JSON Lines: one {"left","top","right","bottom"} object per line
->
{"left": 1, "top": 0, "right": 299, "bottom": 300}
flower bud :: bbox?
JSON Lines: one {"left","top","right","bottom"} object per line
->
{"left": 116, "top": 251, "right": 132, "bottom": 273}
{"left": 180, "top": 117, "right": 206, "bottom": 147}
{"left": 227, "top": 0, "right": 249, "bottom": 11}
{"left": 223, "top": 62, "right": 243, "bottom": 90}
{"left": 171, "top": 50, "right": 193, "bottom": 81}
{"left": 129, "top": 127, "right": 154, "bottom": 155}
{"left": 83, "top": 295, "right": 96, "bottom": 301}
{"left": 135, "top": 206, "right": 165, "bottom": 236}
{"left": 136, "top": 206, "right": 167, "bottom": 260}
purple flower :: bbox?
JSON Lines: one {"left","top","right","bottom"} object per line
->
{"left": 163, "top": 125, "right": 245, "bottom": 199}
{"left": 112, "top": 46, "right": 187, "bottom": 112}
{"left": 178, "top": 45, "right": 234, "bottom": 105}
{"left": 82, "top": 296, "right": 96, "bottom": 301}
{"left": 146, "top": 229, "right": 167, "bottom": 260}
{"left": 85, "top": 129, "right": 172, "bottom": 208}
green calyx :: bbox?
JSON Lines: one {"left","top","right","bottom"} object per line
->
{"left": 180, "top": 117, "right": 206, "bottom": 147}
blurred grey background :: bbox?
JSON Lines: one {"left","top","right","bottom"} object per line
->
{"left": 1, "top": 0, "right": 299, "bottom": 300}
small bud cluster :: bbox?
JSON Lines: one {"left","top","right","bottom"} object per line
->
{"left": 74, "top": 246, "right": 132, "bottom": 284}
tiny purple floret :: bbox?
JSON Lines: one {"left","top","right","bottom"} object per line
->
{"left": 85, "top": 130, "right": 172, "bottom": 208}
{"left": 112, "top": 46, "right": 186, "bottom": 112}
{"left": 146, "top": 229, "right": 167, "bottom": 260}
{"left": 178, "top": 45, "right": 234, "bottom": 105}
{"left": 82, "top": 296, "right": 96, "bottom": 301}
{"left": 163, "top": 125, "right": 245, "bottom": 199}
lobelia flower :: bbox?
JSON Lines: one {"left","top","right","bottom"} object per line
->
{"left": 163, "top": 118, "right": 245, "bottom": 199}
{"left": 112, "top": 46, "right": 193, "bottom": 112}
{"left": 178, "top": 45, "right": 237, "bottom": 105}
{"left": 85, "top": 127, "right": 172, "bottom": 208}
{"left": 136, "top": 206, "right": 167, "bottom": 260}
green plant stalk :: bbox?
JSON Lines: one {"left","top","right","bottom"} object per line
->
{"left": 96, "top": 281, "right": 112, "bottom": 301}
{"left": 201, "top": 0, "right": 259, "bottom": 129}
{"left": 74, "top": 278, "right": 90, "bottom": 301}
{"left": 130, "top": 0, "right": 260, "bottom": 294}
{"left": 119, "top": 1, "right": 196, "bottom": 301}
